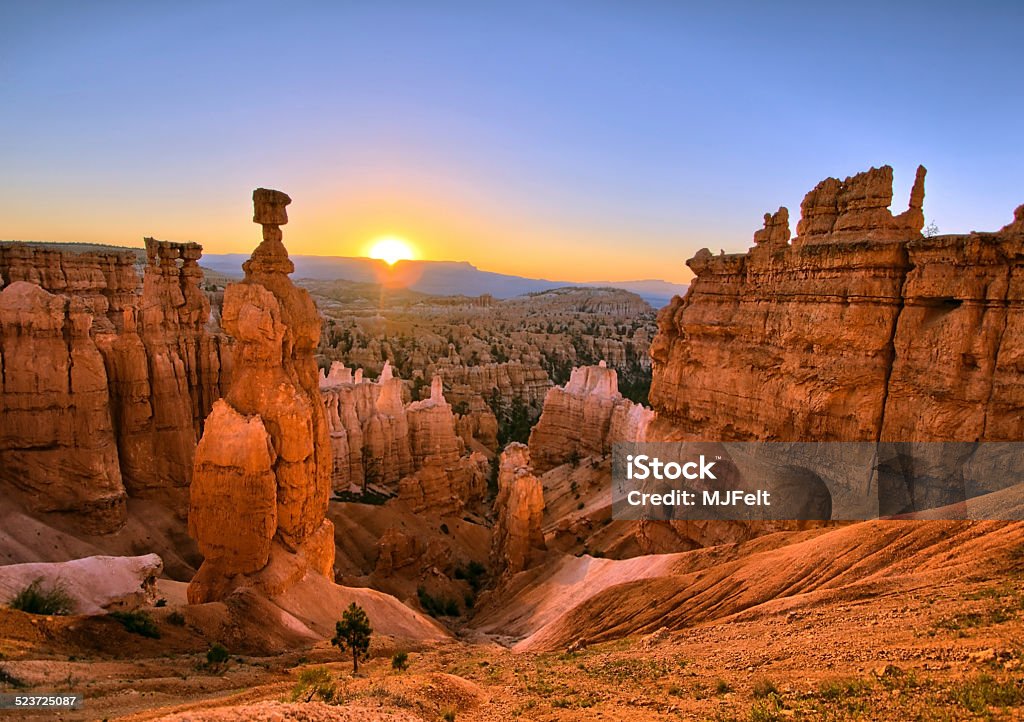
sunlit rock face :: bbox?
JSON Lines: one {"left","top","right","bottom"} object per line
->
{"left": 491, "top": 443, "right": 546, "bottom": 577}
{"left": 112, "top": 238, "right": 226, "bottom": 503}
{"left": 319, "top": 361, "right": 489, "bottom": 515}
{"left": 648, "top": 165, "right": 1024, "bottom": 443}
{"left": 528, "top": 362, "right": 653, "bottom": 472}
{"left": 0, "top": 239, "right": 227, "bottom": 533}
{"left": 0, "top": 280, "right": 126, "bottom": 533}
{"left": 188, "top": 189, "right": 334, "bottom": 604}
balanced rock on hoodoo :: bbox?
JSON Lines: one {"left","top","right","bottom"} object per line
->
{"left": 188, "top": 189, "right": 334, "bottom": 603}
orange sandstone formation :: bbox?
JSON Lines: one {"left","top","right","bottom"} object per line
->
{"left": 0, "top": 281, "right": 127, "bottom": 532}
{"left": 109, "top": 238, "right": 225, "bottom": 502}
{"left": 319, "top": 361, "right": 416, "bottom": 489}
{"left": 649, "top": 164, "right": 1024, "bottom": 443}
{"left": 0, "top": 239, "right": 225, "bottom": 531}
{"left": 187, "top": 189, "right": 334, "bottom": 603}
{"left": 528, "top": 361, "right": 653, "bottom": 472}
{"left": 320, "top": 362, "right": 489, "bottom": 515}
{"left": 490, "top": 443, "right": 546, "bottom": 576}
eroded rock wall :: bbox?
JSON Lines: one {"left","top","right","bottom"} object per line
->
{"left": 0, "top": 281, "right": 127, "bottom": 533}
{"left": 0, "top": 241, "right": 226, "bottom": 532}
{"left": 648, "top": 165, "right": 1024, "bottom": 444}
{"left": 107, "top": 239, "right": 226, "bottom": 501}
{"left": 491, "top": 443, "right": 546, "bottom": 577}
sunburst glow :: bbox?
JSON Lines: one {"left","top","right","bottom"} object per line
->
{"left": 367, "top": 236, "right": 415, "bottom": 265}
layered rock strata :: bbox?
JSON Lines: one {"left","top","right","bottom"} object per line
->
{"left": 0, "top": 281, "right": 127, "bottom": 532}
{"left": 491, "top": 443, "right": 546, "bottom": 576}
{"left": 0, "top": 240, "right": 226, "bottom": 532}
{"left": 649, "top": 165, "right": 1024, "bottom": 444}
{"left": 399, "top": 375, "right": 490, "bottom": 514}
{"left": 320, "top": 361, "right": 412, "bottom": 490}
{"left": 107, "top": 239, "right": 226, "bottom": 500}
{"left": 320, "top": 362, "right": 488, "bottom": 500}
{"left": 528, "top": 361, "right": 654, "bottom": 472}
{"left": 427, "top": 359, "right": 553, "bottom": 410}
{"left": 187, "top": 189, "right": 334, "bottom": 603}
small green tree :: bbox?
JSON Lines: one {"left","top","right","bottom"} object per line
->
{"left": 332, "top": 602, "right": 372, "bottom": 673}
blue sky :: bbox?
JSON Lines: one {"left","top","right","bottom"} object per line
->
{"left": 2, "top": 1, "right": 1021, "bottom": 282}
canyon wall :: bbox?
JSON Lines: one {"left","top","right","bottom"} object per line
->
{"left": 648, "top": 165, "right": 1024, "bottom": 443}
{"left": 188, "top": 189, "right": 334, "bottom": 603}
{"left": 427, "top": 359, "right": 553, "bottom": 411}
{"left": 0, "top": 240, "right": 226, "bottom": 533}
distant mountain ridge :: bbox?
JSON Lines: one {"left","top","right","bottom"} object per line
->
{"left": 201, "top": 254, "right": 688, "bottom": 307}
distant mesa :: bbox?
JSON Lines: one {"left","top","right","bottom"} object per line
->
{"left": 199, "top": 254, "right": 689, "bottom": 308}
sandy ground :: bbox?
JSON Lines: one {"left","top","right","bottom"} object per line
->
{"left": 2, "top": 544, "right": 1024, "bottom": 721}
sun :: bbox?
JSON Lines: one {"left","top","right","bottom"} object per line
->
{"left": 367, "top": 236, "right": 415, "bottom": 266}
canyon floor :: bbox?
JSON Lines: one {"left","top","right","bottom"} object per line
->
{"left": 3, "top": 521, "right": 1023, "bottom": 721}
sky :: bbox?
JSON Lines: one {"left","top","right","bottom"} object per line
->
{"left": 2, "top": 1, "right": 1022, "bottom": 284}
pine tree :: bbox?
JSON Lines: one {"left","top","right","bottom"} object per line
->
{"left": 332, "top": 602, "right": 372, "bottom": 673}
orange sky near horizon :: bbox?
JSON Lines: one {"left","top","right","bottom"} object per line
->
{"left": 4, "top": 4, "right": 1023, "bottom": 292}
{"left": 2, "top": 183, "right": 699, "bottom": 284}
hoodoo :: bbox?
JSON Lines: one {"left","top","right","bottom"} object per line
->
{"left": 187, "top": 189, "right": 335, "bottom": 603}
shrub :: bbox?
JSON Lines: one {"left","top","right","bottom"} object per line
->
{"left": 752, "top": 678, "right": 779, "bottom": 699}
{"left": 817, "top": 677, "right": 871, "bottom": 700}
{"left": 167, "top": 611, "right": 186, "bottom": 626}
{"left": 391, "top": 651, "right": 409, "bottom": 671}
{"left": 441, "top": 708, "right": 457, "bottom": 722}
{"left": 206, "top": 643, "right": 230, "bottom": 667}
{"left": 951, "top": 674, "right": 1024, "bottom": 713}
{"left": 417, "top": 587, "right": 460, "bottom": 618}
{"left": 292, "top": 666, "right": 337, "bottom": 703}
{"left": 109, "top": 610, "right": 160, "bottom": 639}
{"left": 715, "top": 678, "right": 732, "bottom": 694}
{"left": 750, "top": 696, "right": 784, "bottom": 722}
{"left": 8, "top": 579, "right": 74, "bottom": 616}
{"left": 453, "top": 561, "right": 487, "bottom": 591}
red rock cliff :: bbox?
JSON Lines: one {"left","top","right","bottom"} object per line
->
{"left": 649, "top": 165, "right": 1024, "bottom": 443}
{"left": 0, "top": 241, "right": 226, "bottom": 532}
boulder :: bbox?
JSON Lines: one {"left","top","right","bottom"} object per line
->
{"left": 0, "top": 554, "right": 162, "bottom": 615}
